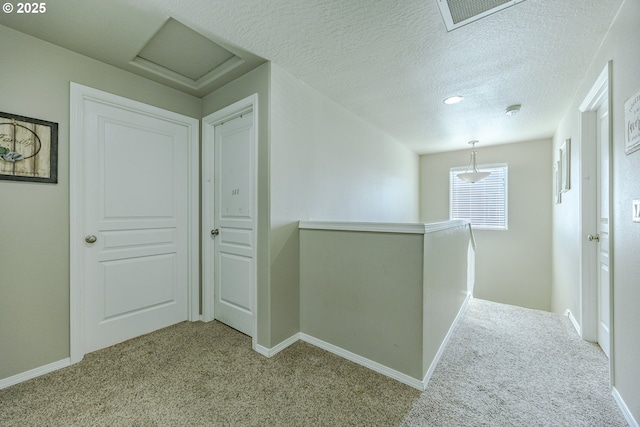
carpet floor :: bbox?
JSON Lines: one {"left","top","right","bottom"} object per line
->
{"left": 400, "top": 298, "right": 628, "bottom": 426}
{"left": 0, "top": 298, "right": 627, "bottom": 426}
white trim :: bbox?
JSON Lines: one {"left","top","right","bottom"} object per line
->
{"left": 612, "top": 387, "right": 639, "bottom": 427}
{"left": 0, "top": 358, "right": 71, "bottom": 390}
{"left": 299, "top": 334, "right": 425, "bottom": 390}
{"left": 129, "top": 56, "right": 245, "bottom": 91}
{"left": 565, "top": 309, "right": 582, "bottom": 336}
{"left": 201, "top": 94, "right": 259, "bottom": 351}
{"left": 422, "top": 294, "right": 471, "bottom": 388}
{"left": 579, "top": 65, "right": 610, "bottom": 112}
{"left": 69, "top": 84, "right": 84, "bottom": 364}
{"left": 298, "top": 219, "right": 469, "bottom": 235}
{"left": 69, "top": 82, "right": 200, "bottom": 363}
{"left": 254, "top": 333, "right": 301, "bottom": 358}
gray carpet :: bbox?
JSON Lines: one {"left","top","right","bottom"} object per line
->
{"left": 0, "top": 320, "right": 418, "bottom": 426}
{"left": 0, "top": 299, "right": 627, "bottom": 426}
{"left": 401, "top": 298, "right": 628, "bottom": 426}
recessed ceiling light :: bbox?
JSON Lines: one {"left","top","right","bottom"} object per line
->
{"left": 443, "top": 95, "right": 464, "bottom": 105}
{"left": 506, "top": 104, "right": 521, "bottom": 115}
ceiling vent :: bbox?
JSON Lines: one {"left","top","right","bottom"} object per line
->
{"left": 436, "top": 0, "right": 526, "bottom": 31}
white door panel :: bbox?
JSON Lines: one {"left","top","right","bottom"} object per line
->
{"left": 220, "top": 128, "right": 252, "bottom": 217}
{"left": 213, "top": 112, "right": 256, "bottom": 336}
{"left": 219, "top": 253, "right": 253, "bottom": 310}
{"left": 75, "top": 89, "right": 195, "bottom": 355}
{"left": 101, "top": 254, "right": 176, "bottom": 318}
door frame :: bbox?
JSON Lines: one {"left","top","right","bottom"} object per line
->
{"left": 201, "top": 94, "right": 258, "bottom": 346}
{"left": 578, "top": 62, "right": 613, "bottom": 376}
{"left": 69, "top": 83, "right": 200, "bottom": 363}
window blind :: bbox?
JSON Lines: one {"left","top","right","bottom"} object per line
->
{"left": 449, "top": 164, "right": 508, "bottom": 230}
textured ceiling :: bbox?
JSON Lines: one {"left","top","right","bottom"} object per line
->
{"left": 0, "top": 0, "right": 624, "bottom": 153}
{"left": 0, "top": 1, "right": 265, "bottom": 98}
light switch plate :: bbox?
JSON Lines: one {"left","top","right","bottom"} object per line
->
{"left": 633, "top": 199, "right": 640, "bottom": 223}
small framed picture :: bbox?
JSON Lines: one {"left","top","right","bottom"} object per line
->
{"left": 625, "top": 88, "right": 640, "bottom": 155}
{"left": 559, "top": 138, "right": 570, "bottom": 193}
{"left": 554, "top": 160, "right": 561, "bottom": 204}
{"left": 0, "top": 111, "right": 58, "bottom": 183}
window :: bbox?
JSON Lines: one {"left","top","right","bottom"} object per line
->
{"left": 449, "top": 164, "right": 508, "bottom": 230}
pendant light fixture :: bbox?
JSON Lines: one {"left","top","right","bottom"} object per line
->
{"left": 457, "top": 140, "right": 490, "bottom": 183}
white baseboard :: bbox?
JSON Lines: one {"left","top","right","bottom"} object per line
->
{"left": 422, "top": 293, "right": 471, "bottom": 388}
{"left": 256, "top": 332, "right": 424, "bottom": 390}
{"left": 565, "top": 309, "right": 581, "bottom": 336}
{"left": 613, "top": 387, "right": 639, "bottom": 427}
{"left": 256, "top": 295, "right": 472, "bottom": 392}
{"left": 254, "top": 333, "right": 300, "bottom": 358}
{"left": 0, "top": 358, "right": 71, "bottom": 390}
{"left": 299, "top": 333, "right": 424, "bottom": 390}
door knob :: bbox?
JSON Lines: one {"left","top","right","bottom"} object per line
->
{"left": 211, "top": 229, "right": 219, "bottom": 236}
{"left": 85, "top": 235, "right": 97, "bottom": 243}
{"left": 587, "top": 234, "right": 600, "bottom": 242}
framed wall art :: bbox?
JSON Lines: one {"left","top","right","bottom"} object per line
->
{"left": 559, "top": 138, "right": 571, "bottom": 192}
{"left": 554, "top": 160, "right": 561, "bottom": 204}
{"left": 0, "top": 111, "right": 58, "bottom": 183}
{"left": 625, "top": 87, "right": 640, "bottom": 155}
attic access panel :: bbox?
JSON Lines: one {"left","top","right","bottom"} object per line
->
{"left": 131, "top": 18, "right": 244, "bottom": 90}
{"left": 436, "top": 0, "right": 527, "bottom": 31}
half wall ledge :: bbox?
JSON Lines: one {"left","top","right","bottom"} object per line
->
{"left": 299, "top": 220, "right": 474, "bottom": 389}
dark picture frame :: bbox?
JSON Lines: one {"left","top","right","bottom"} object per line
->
{"left": 0, "top": 111, "right": 58, "bottom": 183}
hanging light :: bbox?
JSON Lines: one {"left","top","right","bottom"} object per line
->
{"left": 457, "top": 140, "right": 491, "bottom": 183}
{"left": 443, "top": 95, "right": 464, "bottom": 105}
{"left": 505, "top": 104, "right": 521, "bottom": 115}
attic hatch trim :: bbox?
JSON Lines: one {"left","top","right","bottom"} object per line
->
{"left": 130, "top": 55, "right": 246, "bottom": 91}
{"left": 436, "top": 0, "right": 527, "bottom": 32}
{"left": 129, "top": 17, "right": 246, "bottom": 91}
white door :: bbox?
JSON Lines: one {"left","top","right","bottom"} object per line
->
{"left": 71, "top": 84, "right": 198, "bottom": 355}
{"left": 213, "top": 112, "right": 256, "bottom": 336}
{"left": 596, "top": 100, "right": 611, "bottom": 358}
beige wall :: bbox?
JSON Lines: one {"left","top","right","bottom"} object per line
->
{"left": 270, "top": 64, "right": 420, "bottom": 345}
{"left": 300, "top": 222, "right": 470, "bottom": 382}
{"left": 0, "top": 25, "right": 201, "bottom": 380}
{"left": 421, "top": 224, "right": 472, "bottom": 375}
{"left": 300, "top": 229, "right": 425, "bottom": 379}
{"left": 420, "top": 139, "right": 552, "bottom": 311}
{"left": 552, "top": 0, "right": 640, "bottom": 420}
